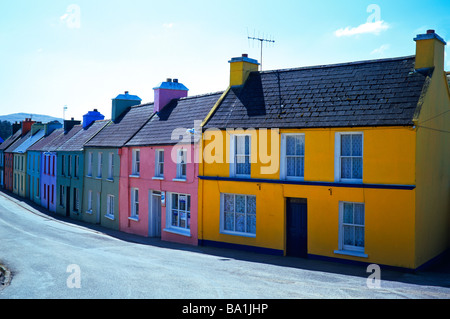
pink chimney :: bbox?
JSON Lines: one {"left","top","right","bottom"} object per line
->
{"left": 153, "top": 78, "right": 188, "bottom": 113}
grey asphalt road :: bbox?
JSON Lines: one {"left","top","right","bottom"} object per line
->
{"left": 0, "top": 191, "right": 449, "bottom": 300}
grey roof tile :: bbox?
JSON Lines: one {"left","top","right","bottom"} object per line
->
{"left": 57, "top": 120, "right": 109, "bottom": 152}
{"left": 204, "top": 56, "right": 427, "bottom": 129}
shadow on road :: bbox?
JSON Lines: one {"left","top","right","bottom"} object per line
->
{"left": 2, "top": 190, "right": 449, "bottom": 290}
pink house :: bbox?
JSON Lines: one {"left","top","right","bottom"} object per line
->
{"left": 118, "top": 79, "right": 222, "bottom": 245}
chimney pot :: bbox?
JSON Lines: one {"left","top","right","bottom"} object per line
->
{"left": 166, "top": 78, "right": 172, "bottom": 82}
{"left": 427, "top": 29, "right": 435, "bottom": 34}
{"left": 125, "top": 91, "right": 129, "bottom": 94}
{"left": 173, "top": 79, "right": 178, "bottom": 83}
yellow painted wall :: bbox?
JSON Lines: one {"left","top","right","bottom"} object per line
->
{"left": 414, "top": 69, "right": 450, "bottom": 268}
{"left": 199, "top": 126, "right": 419, "bottom": 268}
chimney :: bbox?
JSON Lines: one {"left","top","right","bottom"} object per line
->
{"left": 12, "top": 122, "right": 21, "bottom": 135}
{"left": 414, "top": 29, "right": 447, "bottom": 72}
{"left": 83, "top": 109, "right": 105, "bottom": 129}
{"left": 228, "top": 54, "right": 259, "bottom": 87}
{"left": 64, "top": 118, "right": 81, "bottom": 133}
{"left": 31, "top": 122, "right": 45, "bottom": 136}
{"left": 111, "top": 91, "right": 142, "bottom": 122}
{"left": 153, "top": 78, "right": 188, "bottom": 113}
{"left": 21, "top": 118, "right": 35, "bottom": 137}
{"left": 44, "top": 121, "right": 63, "bottom": 136}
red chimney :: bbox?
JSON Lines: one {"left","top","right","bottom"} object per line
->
{"left": 21, "top": 118, "right": 35, "bottom": 137}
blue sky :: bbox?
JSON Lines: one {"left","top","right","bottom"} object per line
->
{"left": 1, "top": 0, "right": 449, "bottom": 121}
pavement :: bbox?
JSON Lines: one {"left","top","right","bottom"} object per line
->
{"left": 1, "top": 189, "right": 449, "bottom": 294}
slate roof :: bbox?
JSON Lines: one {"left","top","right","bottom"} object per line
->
{"left": 126, "top": 92, "right": 223, "bottom": 146}
{"left": 57, "top": 120, "right": 109, "bottom": 152}
{"left": 204, "top": 56, "right": 428, "bottom": 129}
{"left": 43, "top": 126, "right": 83, "bottom": 152}
{"left": 12, "top": 130, "right": 45, "bottom": 153}
{"left": 27, "top": 128, "right": 65, "bottom": 152}
{"left": 85, "top": 104, "right": 154, "bottom": 148}
{"left": 0, "top": 129, "right": 22, "bottom": 151}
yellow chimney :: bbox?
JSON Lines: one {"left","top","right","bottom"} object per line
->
{"left": 229, "top": 54, "right": 259, "bottom": 86}
{"left": 414, "top": 29, "right": 446, "bottom": 71}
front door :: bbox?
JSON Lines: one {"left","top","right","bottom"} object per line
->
{"left": 149, "top": 191, "right": 161, "bottom": 237}
{"left": 286, "top": 198, "right": 307, "bottom": 257}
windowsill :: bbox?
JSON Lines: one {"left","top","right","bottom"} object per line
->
{"left": 128, "top": 216, "right": 139, "bottom": 222}
{"left": 163, "top": 227, "right": 191, "bottom": 237}
{"left": 85, "top": 210, "right": 93, "bottom": 215}
{"left": 95, "top": 177, "right": 102, "bottom": 180}
{"left": 129, "top": 174, "right": 140, "bottom": 178}
{"left": 86, "top": 174, "right": 92, "bottom": 178}
{"left": 284, "top": 176, "right": 305, "bottom": 181}
{"left": 106, "top": 178, "right": 114, "bottom": 182}
{"left": 337, "top": 179, "right": 363, "bottom": 184}
{"left": 172, "top": 178, "right": 186, "bottom": 182}
{"left": 152, "top": 176, "right": 164, "bottom": 180}
{"left": 104, "top": 214, "right": 115, "bottom": 221}
{"left": 334, "top": 250, "right": 368, "bottom": 258}
{"left": 220, "top": 230, "right": 256, "bottom": 238}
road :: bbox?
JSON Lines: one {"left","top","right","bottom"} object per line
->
{"left": 0, "top": 191, "right": 449, "bottom": 300}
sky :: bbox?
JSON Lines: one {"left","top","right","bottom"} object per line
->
{"left": 1, "top": 0, "right": 449, "bottom": 122}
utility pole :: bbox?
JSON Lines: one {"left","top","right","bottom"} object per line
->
{"left": 248, "top": 34, "right": 275, "bottom": 71}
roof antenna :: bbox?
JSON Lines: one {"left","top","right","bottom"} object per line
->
{"left": 248, "top": 31, "right": 275, "bottom": 71}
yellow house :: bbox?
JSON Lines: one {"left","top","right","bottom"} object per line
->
{"left": 198, "top": 30, "right": 449, "bottom": 270}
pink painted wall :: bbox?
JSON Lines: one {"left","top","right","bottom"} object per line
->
{"left": 119, "top": 144, "right": 199, "bottom": 246}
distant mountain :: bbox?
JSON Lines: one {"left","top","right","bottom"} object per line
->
{"left": 0, "top": 113, "right": 63, "bottom": 124}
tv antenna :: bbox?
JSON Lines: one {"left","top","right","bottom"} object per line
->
{"left": 63, "top": 105, "right": 68, "bottom": 120}
{"left": 247, "top": 30, "right": 275, "bottom": 71}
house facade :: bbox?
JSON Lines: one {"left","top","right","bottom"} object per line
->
{"left": 82, "top": 92, "right": 153, "bottom": 230}
{"left": 119, "top": 79, "right": 221, "bottom": 245}
{"left": 198, "top": 30, "right": 449, "bottom": 270}
{"left": 0, "top": 125, "right": 22, "bottom": 189}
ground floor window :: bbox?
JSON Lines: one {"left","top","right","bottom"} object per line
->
{"left": 167, "top": 193, "right": 190, "bottom": 233}
{"left": 220, "top": 193, "right": 256, "bottom": 236}
{"left": 106, "top": 194, "right": 115, "bottom": 219}
{"left": 338, "top": 202, "right": 365, "bottom": 253}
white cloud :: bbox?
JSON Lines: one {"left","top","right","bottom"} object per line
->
{"left": 163, "top": 23, "right": 174, "bottom": 28}
{"left": 335, "top": 20, "right": 390, "bottom": 37}
{"left": 370, "top": 44, "right": 390, "bottom": 56}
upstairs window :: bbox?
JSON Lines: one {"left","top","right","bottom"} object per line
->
{"left": 176, "top": 149, "right": 187, "bottom": 180}
{"left": 97, "top": 153, "right": 103, "bottom": 178}
{"left": 230, "top": 135, "right": 251, "bottom": 177}
{"left": 281, "top": 134, "right": 305, "bottom": 180}
{"left": 155, "top": 149, "right": 164, "bottom": 178}
{"left": 132, "top": 149, "right": 140, "bottom": 176}
{"left": 335, "top": 132, "right": 363, "bottom": 182}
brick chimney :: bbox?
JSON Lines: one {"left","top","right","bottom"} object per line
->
{"left": 153, "top": 78, "right": 188, "bottom": 113}
{"left": 111, "top": 91, "right": 142, "bottom": 122}
{"left": 83, "top": 109, "right": 105, "bottom": 129}
{"left": 64, "top": 118, "right": 81, "bottom": 133}
{"left": 21, "top": 118, "right": 35, "bottom": 137}
{"left": 414, "top": 29, "right": 447, "bottom": 72}
{"left": 229, "top": 54, "right": 259, "bottom": 87}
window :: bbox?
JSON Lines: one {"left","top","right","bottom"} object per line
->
{"left": 73, "top": 188, "right": 79, "bottom": 212}
{"left": 106, "top": 194, "right": 115, "bottom": 219}
{"left": 43, "top": 156, "right": 47, "bottom": 174}
{"left": 231, "top": 135, "right": 251, "bottom": 177}
{"left": 87, "top": 190, "right": 93, "bottom": 212}
{"left": 52, "top": 156, "right": 55, "bottom": 176}
{"left": 87, "top": 152, "right": 93, "bottom": 176}
{"left": 59, "top": 185, "right": 65, "bottom": 207}
{"left": 132, "top": 149, "right": 140, "bottom": 176}
{"left": 97, "top": 153, "right": 103, "bottom": 178}
{"left": 36, "top": 178, "right": 40, "bottom": 197}
{"left": 168, "top": 193, "right": 191, "bottom": 232}
{"left": 281, "top": 134, "right": 305, "bottom": 180}
{"left": 176, "top": 149, "right": 187, "bottom": 180}
{"left": 155, "top": 149, "right": 164, "bottom": 178}
{"left": 131, "top": 188, "right": 139, "bottom": 219}
{"left": 68, "top": 155, "right": 72, "bottom": 177}
{"left": 61, "top": 155, "right": 65, "bottom": 176}
{"left": 108, "top": 153, "right": 114, "bottom": 180}
{"left": 220, "top": 193, "right": 256, "bottom": 236}
{"left": 336, "top": 202, "right": 366, "bottom": 256}
{"left": 51, "top": 185, "right": 54, "bottom": 204}
{"left": 335, "top": 132, "right": 363, "bottom": 182}
{"left": 74, "top": 155, "right": 79, "bottom": 178}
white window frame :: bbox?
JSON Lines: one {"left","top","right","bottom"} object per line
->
{"left": 335, "top": 132, "right": 363, "bottom": 183}
{"left": 73, "top": 188, "right": 79, "bottom": 212}
{"left": 175, "top": 149, "right": 187, "bottom": 180}
{"left": 165, "top": 192, "right": 191, "bottom": 236}
{"left": 334, "top": 201, "right": 368, "bottom": 258}
{"left": 154, "top": 149, "right": 164, "bottom": 179}
{"left": 97, "top": 152, "right": 103, "bottom": 178}
{"left": 280, "top": 133, "right": 305, "bottom": 181}
{"left": 106, "top": 194, "right": 115, "bottom": 220}
{"left": 87, "top": 152, "right": 93, "bottom": 177}
{"left": 86, "top": 190, "right": 93, "bottom": 213}
{"left": 220, "top": 193, "right": 256, "bottom": 237}
{"left": 74, "top": 155, "right": 79, "bottom": 178}
{"left": 130, "top": 188, "right": 139, "bottom": 220}
{"left": 132, "top": 149, "right": 140, "bottom": 176}
{"left": 230, "top": 134, "right": 251, "bottom": 178}
{"left": 108, "top": 152, "right": 114, "bottom": 180}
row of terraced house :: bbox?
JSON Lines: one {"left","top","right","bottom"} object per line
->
{"left": 0, "top": 30, "right": 449, "bottom": 270}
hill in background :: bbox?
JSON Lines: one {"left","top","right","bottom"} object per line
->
{"left": 0, "top": 113, "right": 63, "bottom": 124}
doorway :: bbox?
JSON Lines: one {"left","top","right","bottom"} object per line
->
{"left": 286, "top": 198, "right": 307, "bottom": 257}
{"left": 149, "top": 191, "right": 161, "bottom": 238}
